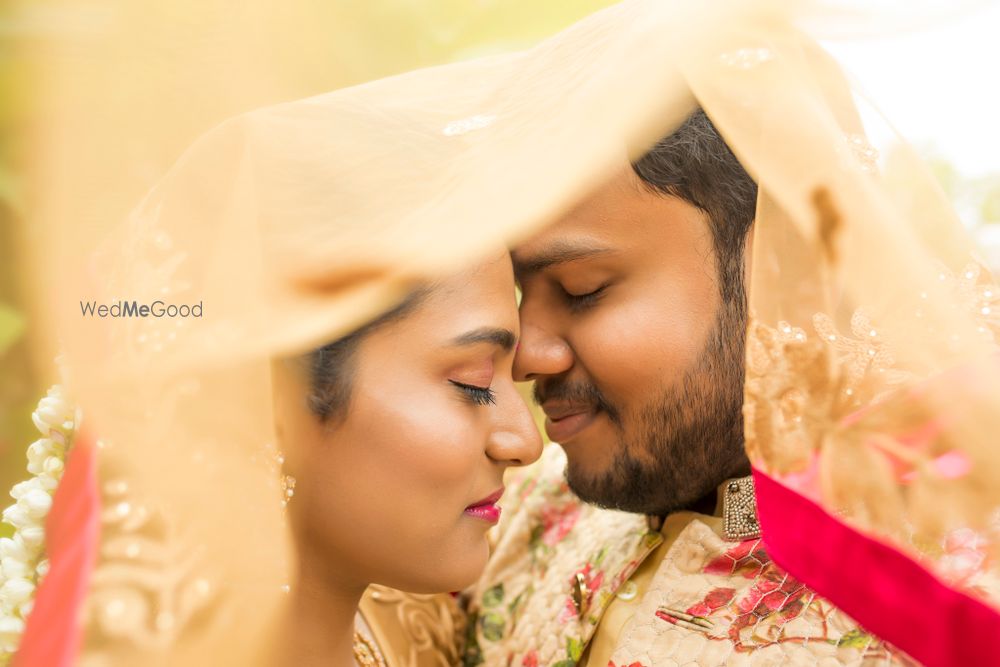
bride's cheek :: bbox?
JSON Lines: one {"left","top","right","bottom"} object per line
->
{"left": 416, "top": 406, "right": 486, "bottom": 503}
{"left": 383, "top": 396, "right": 464, "bottom": 478}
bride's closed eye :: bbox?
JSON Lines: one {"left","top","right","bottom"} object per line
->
{"left": 443, "top": 324, "right": 516, "bottom": 407}
{"left": 449, "top": 380, "right": 497, "bottom": 406}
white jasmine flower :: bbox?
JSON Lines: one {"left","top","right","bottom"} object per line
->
{"left": 0, "top": 538, "right": 27, "bottom": 562}
{"left": 10, "top": 478, "right": 46, "bottom": 501}
{"left": 17, "top": 527, "right": 44, "bottom": 551}
{"left": 17, "top": 490, "right": 52, "bottom": 520}
{"left": 32, "top": 392, "right": 72, "bottom": 434}
{"left": 32, "top": 475, "right": 57, "bottom": 493}
{"left": 34, "top": 405, "right": 62, "bottom": 429}
{"left": 0, "top": 381, "right": 76, "bottom": 660}
{"left": 25, "top": 440, "right": 55, "bottom": 467}
{"left": 29, "top": 412, "right": 48, "bottom": 436}
{"left": 43, "top": 457, "right": 64, "bottom": 476}
{"left": 0, "top": 580, "right": 34, "bottom": 608}
{"left": 8, "top": 481, "right": 31, "bottom": 501}
{"left": 0, "top": 597, "right": 14, "bottom": 618}
{"left": 0, "top": 558, "right": 29, "bottom": 581}
{"left": 0, "top": 507, "right": 31, "bottom": 531}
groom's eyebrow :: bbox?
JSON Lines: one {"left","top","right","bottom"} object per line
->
{"left": 512, "top": 241, "right": 615, "bottom": 278}
{"left": 450, "top": 327, "right": 517, "bottom": 352}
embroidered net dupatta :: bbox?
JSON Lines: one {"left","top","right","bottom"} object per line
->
{"left": 684, "top": 14, "right": 1000, "bottom": 665}
{"left": 21, "top": 0, "right": 1000, "bottom": 664}
{"left": 28, "top": 1, "right": 697, "bottom": 663}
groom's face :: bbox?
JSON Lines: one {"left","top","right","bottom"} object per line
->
{"left": 513, "top": 166, "right": 747, "bottom": 516}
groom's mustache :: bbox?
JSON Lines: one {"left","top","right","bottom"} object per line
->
{"left": 533, "top": 378, "right": 622, "bottom": 427}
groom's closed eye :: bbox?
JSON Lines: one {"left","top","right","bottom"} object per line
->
{"left": 561, "top": 282, "right": 610, "bottom": 312}
{"left": 512, "top": 241, "right": 616, "bottom": 280}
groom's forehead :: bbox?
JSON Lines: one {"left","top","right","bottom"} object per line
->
{"left": 511, "top": 171, "right": 659, "bottom": 278}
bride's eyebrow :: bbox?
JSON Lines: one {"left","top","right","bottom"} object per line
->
{"left": 449, "top": 327, "right": 516, "bottom": 352}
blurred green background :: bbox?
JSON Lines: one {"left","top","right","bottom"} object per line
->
{"left": 1, "top": 0, "right": 999, "bottom": 510}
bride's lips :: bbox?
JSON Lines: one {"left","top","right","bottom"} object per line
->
{"left": 542, "top": 401, "right": 598, "bottom": 443}
{"left": 464, "top": 487, "right": 504, "bottom": 523}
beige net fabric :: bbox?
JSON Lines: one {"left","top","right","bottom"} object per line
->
{"left": 35, "top": 1, "right": 702, "bottom": 663}
{"left": 693, "top": 20, "right": 1000, "bottom": 576}
{"left": 683, "top": 14, "right": 1000, "bottom": 663}
{"left": 23, "top": 0, "right": 1000, "bottom": 663}
{"left": 688, "top": 10, "right": 1000, "bottom": 664}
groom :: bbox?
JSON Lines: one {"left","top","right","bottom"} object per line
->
{"left": 462, "top": 111, "right": 911, "bottom": 666}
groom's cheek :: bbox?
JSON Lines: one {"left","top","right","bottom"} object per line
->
{"left": 572, "top": 286, "right": 708, "bottom": 415}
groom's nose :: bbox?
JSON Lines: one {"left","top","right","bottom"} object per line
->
{"left": 513, "top": 320, "right": 574, "bottom": 382}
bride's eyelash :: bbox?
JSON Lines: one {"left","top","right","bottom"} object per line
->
{"left": 449, "top": 380, "right": 497, "bottom": 406}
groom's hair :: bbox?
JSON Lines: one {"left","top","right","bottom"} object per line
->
{"left": 307, "top": 288, "right": 429, "bottom": 422}
{"left": 632, "top": 108, "right": 757, "bottom": 308}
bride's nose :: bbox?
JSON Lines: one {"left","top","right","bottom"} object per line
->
{"left": 485, "top": 386, "right": 543, "bottom": 467}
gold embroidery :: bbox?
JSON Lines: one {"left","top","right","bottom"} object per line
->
{"left": 721, "top": 477, "right": 759, "bottom": 541}
{"left": 365, "top": 584, "right": 464, "bottom": 667}
{"left": 353, "top": 629, "right": 388, "bottom": 667}
{"left": 572, "top": 571, "right": 591, "bottom": 617}
{"left": 745, "top": 260, "right": 1000, "bottom": 542}
{"left": 81, "top": 460, "right": 218, "bottom": 660}
{"left": 746, "top": 260, "right": 1000, "bottom": 475}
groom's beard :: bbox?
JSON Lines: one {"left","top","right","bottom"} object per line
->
{"left": 538, "top": 296, "right": 748, "bottom": 517}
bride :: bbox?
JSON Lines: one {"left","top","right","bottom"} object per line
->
{"left": 8, "top": 251, "right": 542, "bottom": 667}
{"left": 271, "top": 253, "right": 541, "bottom": 666}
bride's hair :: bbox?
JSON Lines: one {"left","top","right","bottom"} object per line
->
{"left": 307, "top": 288, "right": 429, "bottom": 422}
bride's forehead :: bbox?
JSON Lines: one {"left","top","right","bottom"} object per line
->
{"left": 407, "top": 263, "right": 518, "bottom": 325}
{"left": 432, "top": 253, "right": 514, "bottom": 293}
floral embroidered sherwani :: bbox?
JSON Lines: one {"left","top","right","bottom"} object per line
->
{"left": 463, "top": 446, "right": 915, "bottom": 667}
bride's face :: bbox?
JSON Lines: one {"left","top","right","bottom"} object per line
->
{"left": 274, "top": 253, "right": 542, "bottom": 594}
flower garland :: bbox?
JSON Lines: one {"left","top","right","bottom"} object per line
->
{"left": 0, "top": 384, "right": 77, "bottom": 661}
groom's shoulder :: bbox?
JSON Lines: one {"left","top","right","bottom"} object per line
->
{"left": 481, "top": 441, "right": 650, "bottom": 596}
{"left": 493, "top": 444, "right": 578, "bottom": 532}
{"left": 464, "top": 445, "right": 652, "bottom": 666}
{"left": 493, "top": 442, "right": 641, "bottom": 546}
{"left": 506, "top": 443, "right": 570, "bottom": 501}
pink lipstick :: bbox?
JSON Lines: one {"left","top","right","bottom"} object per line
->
{"left": 464, "top": 487, "right": 504, "bottom": 524}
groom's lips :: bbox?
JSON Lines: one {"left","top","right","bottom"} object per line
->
{"left": 541, "top": 401, "right": 598, "bottom": 444}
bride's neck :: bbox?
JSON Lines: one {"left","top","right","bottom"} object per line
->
{"left": 277, "top": 564, "right": 368, "bottom": 667}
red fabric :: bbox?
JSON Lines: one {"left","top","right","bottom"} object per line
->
{"left": 753, "top": 467, "right": 1000, "bottom": 667}
{"left": 14, "top": 433, "right": 101, "bottom": 667}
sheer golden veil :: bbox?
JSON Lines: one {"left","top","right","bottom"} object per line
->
{"left": 15, "top": 0, "right": 1000, "bottom": 664}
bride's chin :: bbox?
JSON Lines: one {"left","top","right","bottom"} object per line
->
{"left": 400, "top": 532, "right": 490, "bottom": 595}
